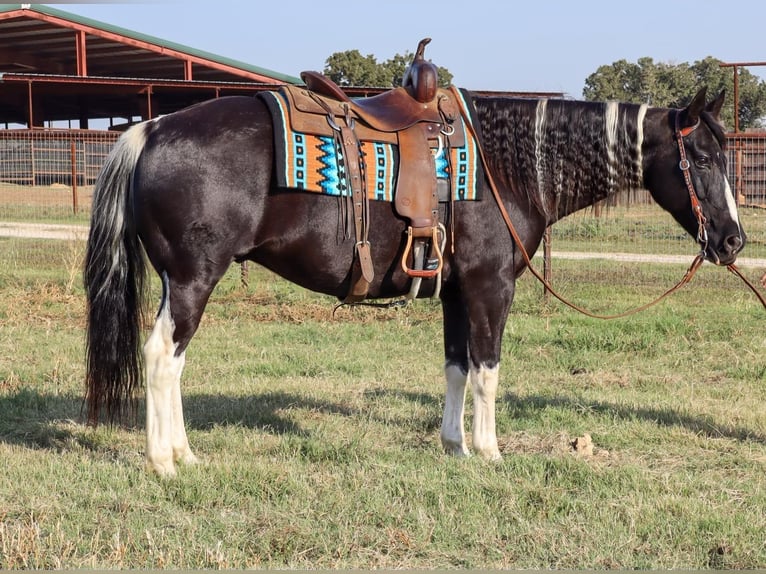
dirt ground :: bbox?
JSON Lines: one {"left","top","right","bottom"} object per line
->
{"left": 0, "top": 183, "right": 94, "bottom": 208}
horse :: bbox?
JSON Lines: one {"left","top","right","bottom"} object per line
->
{"left": 83, "top": 85, "right": 744, "bottom": 476}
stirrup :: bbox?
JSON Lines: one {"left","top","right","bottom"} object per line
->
{"left": 401, "top": 225, "right": 443, "bottom": 278}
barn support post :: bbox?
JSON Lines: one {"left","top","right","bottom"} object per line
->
{"left": 140, "top": 85, "right": 154, "bottom": 120}
{"left": 75, "top": 29, "right": 87, "bottom": 76}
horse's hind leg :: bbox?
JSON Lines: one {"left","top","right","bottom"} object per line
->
{"left": 144, "top": 294, "right": 192, "bottom": 476}
{"left": 144, "top": 271, "right": 211, "bottom": 476}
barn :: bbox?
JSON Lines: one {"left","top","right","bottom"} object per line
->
{"left": 0, "top": 3, "right": 302, "bottom": 129}
{"left": 0, "top": 3, "right": 303, "bottom": 194}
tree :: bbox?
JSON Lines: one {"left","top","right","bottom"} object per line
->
{"left": 323, "top": 48, "right": 453, "bottom": 89}
{"left": 583, "top": 56, "right": 766, "bottom": 130}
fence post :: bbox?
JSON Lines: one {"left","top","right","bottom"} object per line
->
{"left": 543, "top": 226, "right": 552, "bottom": 303}
{"left": 70, "top": 139, "right": 78, "bottom": 214}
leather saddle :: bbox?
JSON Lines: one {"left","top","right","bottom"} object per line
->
{"left": 280, "top": 39, "right": 463, "bottom": 301}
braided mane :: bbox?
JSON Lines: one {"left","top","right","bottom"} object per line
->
{"left": 473, "top": 96, "right": 649, "bottom": 222}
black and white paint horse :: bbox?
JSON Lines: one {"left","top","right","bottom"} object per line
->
{"left": 84, "top": 86, "right": 743, "bottom": 475}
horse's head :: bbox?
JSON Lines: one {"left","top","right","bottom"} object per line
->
{"left": 646, "top": 88, "right": 745, "bottom": 265}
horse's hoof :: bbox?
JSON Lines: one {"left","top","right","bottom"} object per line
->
{"left": 476, "top": 447, "right": 502, "bottom": 462}
{"left": 442, "top": 439, "right": 471, "bottom": 458}
{"left": 146, "top": 459, "right": 177, "bottom": 477}
{"left": 175, "top": 449, "right": 199, "bottom": 466}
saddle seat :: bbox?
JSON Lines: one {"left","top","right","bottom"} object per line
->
{"left": 300, "top": 70, "right": 458, "bottom": 134}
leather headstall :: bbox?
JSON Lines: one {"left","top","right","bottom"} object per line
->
{"left": 674, "top": 111, "right": 708, "bottom": 250}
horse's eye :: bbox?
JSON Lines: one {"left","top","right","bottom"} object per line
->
{"left": 695, "top": 156, "right": 711, "bottom": 169}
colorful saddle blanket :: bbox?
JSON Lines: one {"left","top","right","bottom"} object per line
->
{"left": 260, "top": 87, "right": 482, "bottom": 202}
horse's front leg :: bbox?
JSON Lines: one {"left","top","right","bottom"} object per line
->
{"left": 441, "top": 364, "right": 470, "bottom": 456}
{"left": 440, "top": 276, "right": 513, "bottom": 460}
{"left": 439, "top": 280, "right": 471, "bottom": 456}
{"left": 468, "top": 362, "right": 501, "bottom": 460}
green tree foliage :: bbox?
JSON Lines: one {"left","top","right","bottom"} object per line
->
{"left": 323, "top": 49, "right": 453, "bottom": 89}
{"left": 583, "top": 56, "right": 766, "bottom": 130}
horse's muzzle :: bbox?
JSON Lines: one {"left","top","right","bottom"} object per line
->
{"left": 707, "top": 232, "right": 745, "bottom": 266}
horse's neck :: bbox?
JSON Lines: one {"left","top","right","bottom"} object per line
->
{"left": 475, "top": 97, "right": 650, "bottom": 224}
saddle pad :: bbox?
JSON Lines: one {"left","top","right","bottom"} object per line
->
{"left": 260, "top": 88, "right": 482, "bottom": 202}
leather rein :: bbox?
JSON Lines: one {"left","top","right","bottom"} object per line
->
{"left": 452, "top": 87, "right": 766, "bottom": 317}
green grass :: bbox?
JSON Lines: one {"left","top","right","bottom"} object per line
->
{"left": 551, "top": 204, "right": 766, "bottom": 259}
{"left": 0, "top": 206, "right": 91, "bottom": 225}
{"left": 1, "top": 237, "right": 766, "bottom": 569}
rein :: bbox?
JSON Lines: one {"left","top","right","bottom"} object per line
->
{"left": 453, "top": 88, "right": 765, "bottom": 318}
{"left": 727, "top": 263, "right": 766, "bottom": 308}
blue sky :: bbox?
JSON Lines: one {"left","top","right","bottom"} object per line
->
{"left": 52, "top": 1, "right": 766, "bottom": 98}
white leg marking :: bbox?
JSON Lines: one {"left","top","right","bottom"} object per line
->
{"left": 144, "top": 303, "right": 195, "bottom": 476}
{"left": 441, "top": 363, "right": 470, "bottom": 457}
{"left": 470, "top": 363, "right": 501, "bottom": 461}
{"left": 170, "top": 350, "right": 198, "bottom": 466}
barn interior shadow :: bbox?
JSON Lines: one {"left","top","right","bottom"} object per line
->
{"left": 1, "top": 386, "right": 765, "bottom": 453}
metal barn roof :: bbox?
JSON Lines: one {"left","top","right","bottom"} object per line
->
{"left": 0, "top": 3, "right": 302, "bottom": 127}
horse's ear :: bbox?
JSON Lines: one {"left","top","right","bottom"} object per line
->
{"left": 705, "top": 89, "right": 726, "bottom": 120}
{"left": 682, "top": 87, "right": 708, "bottom": 127}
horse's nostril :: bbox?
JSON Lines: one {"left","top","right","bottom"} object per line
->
{"left": 725, "top": 235, "right": 743, "bottom": 254}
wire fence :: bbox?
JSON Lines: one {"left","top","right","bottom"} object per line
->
{"left": 1, "top": 128, "right": 765, "bottom": 296}
{"left": 0, "top": 129, "right": 117, "bottom": 219}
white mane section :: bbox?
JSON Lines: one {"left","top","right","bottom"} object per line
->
{"left": 635, "top": 104, "right": 648, "bottom": 186}
{"left": 534, "top": 99, "right": 548, "bottom": 208}
{"left": 604, "top": 101, "right": 619, "bottom": 190}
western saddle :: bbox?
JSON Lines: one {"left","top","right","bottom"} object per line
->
{"left": 284, "top": 38, "right": 463, "bottom": 302}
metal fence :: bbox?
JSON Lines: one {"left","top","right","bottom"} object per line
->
{"left": 0, "top": 129, "right": 119, "bottom": 217}
{"left": 728, "top": 132, "right": 766, "bottom": 208}
{"left": 0, "top": 128, "right": 765, "bottom": 289}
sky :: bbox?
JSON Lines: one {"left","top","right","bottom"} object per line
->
{"left": 38, "top": 1, "right": 766, "bottom": 98}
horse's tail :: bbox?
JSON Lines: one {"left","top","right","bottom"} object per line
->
{"left": 84, "top": 122, "right": 152, "bottom": 425}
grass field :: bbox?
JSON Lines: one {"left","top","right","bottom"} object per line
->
{"left": 1, "top": 231, "right": 766, "bottom": 569}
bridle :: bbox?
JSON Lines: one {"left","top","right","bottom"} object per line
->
{"left": 674, "top": 111, "right": 709, "bottom": 253}
{"left": 676, "top": 111, "right": 766, "bottom": 309}
{"left": 451, "top": 87, "right": 766, "bottom": 317}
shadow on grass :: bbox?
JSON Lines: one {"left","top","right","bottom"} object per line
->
{"left": 1, "top": 386, "right": 764, "bottom": 453}
{"left": 502, "top": 390, "right": 766, "bottom": 443}
{"left": 181, "top": 388, "right": 442, "bottom": 434}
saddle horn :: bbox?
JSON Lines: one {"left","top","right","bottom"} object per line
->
{"left": 402, "top": 37, "right": 439, "bottom": 103}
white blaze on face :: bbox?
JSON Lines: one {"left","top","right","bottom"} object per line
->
{"left": 723, "top": 174, "right": 741, "bottom": 231}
